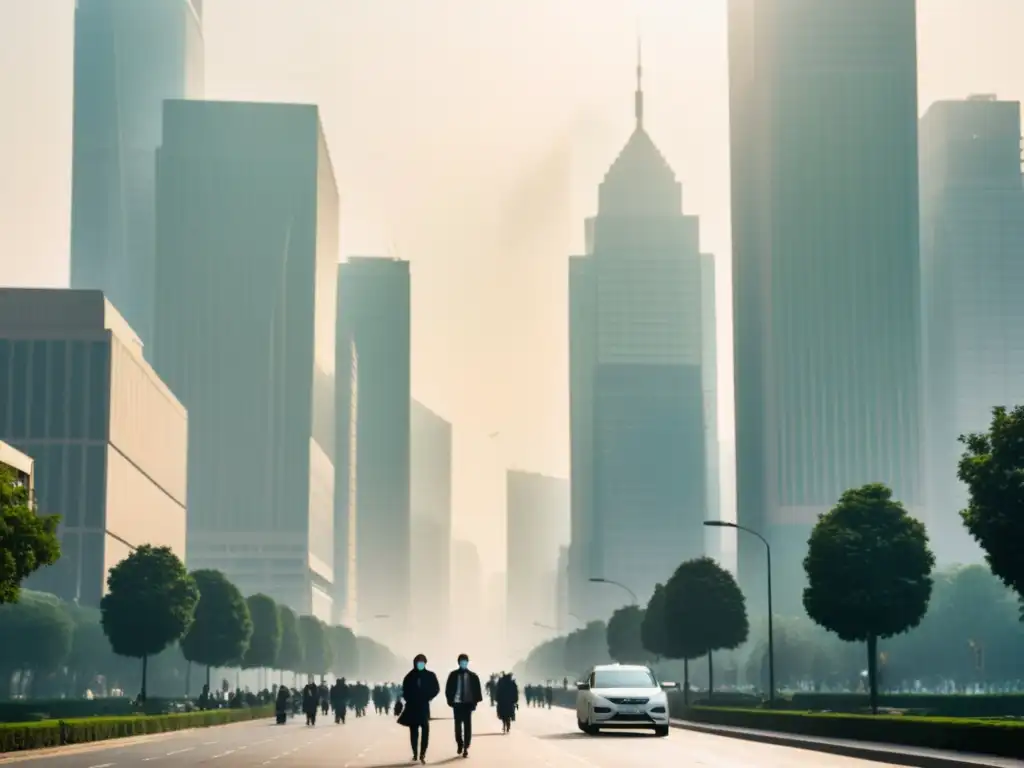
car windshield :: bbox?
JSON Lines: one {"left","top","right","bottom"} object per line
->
{"left": 593, "top": 669, "right": 656, "bottom": 689}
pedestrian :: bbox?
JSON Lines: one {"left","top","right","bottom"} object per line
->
{"left": 301, "top": 677, "right": 319, "bottom": 726}
{"left": 495, "top": 673, "right": 518, "bottom": 734}
{"left": 445, "top": 653, "right": 483, "bottom": 758}
{"left": 399, "top": 653, "right": 440, "bottom": 764}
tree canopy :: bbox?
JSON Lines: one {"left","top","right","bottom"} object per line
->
{"left": 606, "top": 604, "right": 649, "bottom": 663}
{"left": 0, "top": 596, "right": 74, "bottom": 686}
{"left": 663, "top": 557, "right": 748, "bottom": 660}
{"left": 242, "top": 593, "right": 281, "bottom": 670}
{"left": 641, "top": 583, "right": 670, "bottom": 658}
{"left": 958, "top": 405, "right": 1024, "bottom": 604}
{"left": 328, "top": 623, "right": 357, "bottom": 677}
{"left": 276, "top": 604, "right": 304, "bottom": 674}
{"left": 803, "top": 483, "right": 934, "bottom": 712}
{"left": 298, "top": 615, "right": 332, "bottom": 676}
{"left": 180, "top": 569, "right": 252, "bottom": 672}
{"left": 563, "top": 621, "right": 610, "bottom": 678}
{"left": 0, "top": 466, "right": 60, "bottom": 604}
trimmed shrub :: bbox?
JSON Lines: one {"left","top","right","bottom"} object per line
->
{"left": 0, "top": 705, "right": 273, "bottom": 752}
{"left": 788, "top": 692, "right": 1024, "bottom": 718}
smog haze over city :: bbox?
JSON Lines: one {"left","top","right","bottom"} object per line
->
{"left": 2, "top": 2, "right": 1024, "bottom": 764}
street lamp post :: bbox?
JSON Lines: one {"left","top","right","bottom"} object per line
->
{"left": 588, "top": 577, "right": 638, "bottom": 605}
{"left": 704, "top": 520, "right": 775, "bottom": 707}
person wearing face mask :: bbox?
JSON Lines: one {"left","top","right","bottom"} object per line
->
{"left": 445, "top": 653, "right": 483, "bottom": 758}
{"left": 399, "top": 653, "right": 440, "bottom": 764}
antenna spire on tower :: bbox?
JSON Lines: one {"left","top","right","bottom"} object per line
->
{"left": 635, "top": 37, "right": 644, "bottom": 128}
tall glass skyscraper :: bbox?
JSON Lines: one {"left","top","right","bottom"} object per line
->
{"left": 728, "top": 0, "right": 921, "bottom": 612}
{"left": 70, "top": 0, "right": 204, "bottom": 356}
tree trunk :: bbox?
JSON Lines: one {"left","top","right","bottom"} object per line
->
{"left": 140, "top": 655, "right": 148, "bottom": 703}
{"left": 866, "top": 634, "right": 878, "bottom": 715}
{"left": 707, "top": 651, "right": 714, "bottom": 701}
{"left": 206, "top": 665, "right": 212, "bottom": 690}
{"left": 185, "top": 661, "right": 192, "bottom": 698}
{"left": 683, "top": 659, "right": 690, "bottom": 707}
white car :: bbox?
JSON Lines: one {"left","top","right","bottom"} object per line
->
{"left": 575, "top": 663, "right": 675, "bottom": 736}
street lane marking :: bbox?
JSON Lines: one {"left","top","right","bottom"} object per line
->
{"left": 209, "top": 749, "right": 235, "bottom": 759}
{"left": 87, "top": 764, "right": 115, "bottom": 768}
{"left": 202, "top": 740, "right": 218, "bottom": 745}
{"left": 166, "top": 749, "right": 193, "bottom": 756}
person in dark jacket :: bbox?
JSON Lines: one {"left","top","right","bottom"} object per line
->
{"left": 301, "top": 677, "right": 320, "bottom": 725}
{"left": 445, "top": 653, "right": 483, "bottom": 757}
{"left": 495, "top": 673, "right": 518, "bottom": 733}
{"left": 399, "top": 653, "right": 440, "bottom": 764}
{"left": 330, "top": 678, "right": 348, "bottom": 723}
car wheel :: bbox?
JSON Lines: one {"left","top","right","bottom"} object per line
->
{"left": 577, "top": 718, "right": 586, "bottom": 732}
{"left": 584, "top": 723, "right": 600, "bottom": 735}
{"left": 654, "top": 726, "right": 669, "bottom": 737}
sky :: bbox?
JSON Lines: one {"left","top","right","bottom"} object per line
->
{"left": 2, "top": 0, "right": 1024, "bottom": 572}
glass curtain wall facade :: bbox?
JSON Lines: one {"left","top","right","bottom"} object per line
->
{"left": 920, "top": 96, "right": 1024, "bottom": 564}
{"left": 71, "top": 0, "right": 203, "bottom": 355}
{"left": 0, "top": 289, "right": 187, "bottom": 606}
{"left": 153, "top": 101, "right": 337, "bottom": 620}
{"left": 336, "top": 258, "right": 411, "bottom": 638}
{"left": 728, "top": 0, "right": 921, "bottom": 613}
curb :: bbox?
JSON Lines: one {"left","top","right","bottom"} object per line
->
{"left": 669, "top": 720, "right": 1018, "bottom": 768}
{"left": 0, "top": 714, "right": 274, "bottom": 763}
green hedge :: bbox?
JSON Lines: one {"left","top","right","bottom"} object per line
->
{"left": 0, "top": 706, "right": 273, "bottom": 753}
{"left": 0, "top": 698, "right": 195, "bottom": 723}
{"left": 788, "top": 692, "right": 1024, "bottom": 717}
{"left": 686, "top": 706, "right": 1024, "bottom": 759}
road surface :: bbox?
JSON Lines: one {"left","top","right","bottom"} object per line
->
{"left": 0, "top": 705, "right": 927, "bottom": 767}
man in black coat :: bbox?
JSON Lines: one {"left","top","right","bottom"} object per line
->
{"left": 445, "top": 653, "right": 483, "bottom": 757}
{"left": 400, "top": 653, "right": 440, "bottom": 764}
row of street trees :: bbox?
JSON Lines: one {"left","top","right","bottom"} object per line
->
{"left": 519, "top": 405, "right": 1024, "bottom": 711}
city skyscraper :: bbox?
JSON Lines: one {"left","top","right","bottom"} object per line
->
{"left": 728, "top": 0, "right": 921, "bottom": 612}
{"left": 333, "top": 337, "right": 358, "bottom": 625}
{"left": 337, "top": 257, "right": 411, "bottom": 637}
{"left": 701, "top": 253, "right": 722, "bottom": 561}
{"left": 410, "top": 399, "right": 453, "bottom": 649}
{"left": 70, "top": 0, "right": 204, "bottom": 355}
{"left": 0, "top": 289, "right": 187, "bottom": 607}
{"left": 450, "top": 539, "right": 483, "bottom": 652}
{"left": 568, "top": 54, "right": 710, "bottom": 621}
{"left": 506, "top": 471, "right": 569, "bottom": 648}
{"left": 153, "top": 100, "right": 337, "bottom": 620}
{"left": 920, "top": 95, "right": 1024, "bottom": 564}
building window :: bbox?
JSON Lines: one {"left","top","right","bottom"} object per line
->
{"left": 83, "top": 446, "right": 106, "bottom": 528}
{"left": 88, "top": 342, "right": 109, "bottom": 440}
{"left": 0, "top": 340, "right": 9, "bottom": 434}
{"left": 65, "top": 444, "right": 84, "bottom": 527}
{"left": 79, "top": 531, "right": 105, "bottom": 606}
{"left": 69, "top": 341, "right": 87, "bottom": 440}
{"left": 48, "top": 341, "right": 67, "bottom": 439}
{"left": 10, "top": 341, "right": 29, "bottom": 438}
{"left": 43, "top": 443, "right": 65, "bottom": 519}
{"left": 30, "top": 341, "right": 48, "bottom": 438}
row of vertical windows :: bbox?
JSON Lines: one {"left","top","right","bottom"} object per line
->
{"left": 0, "top": 340, "right": 109, "bottom": 441}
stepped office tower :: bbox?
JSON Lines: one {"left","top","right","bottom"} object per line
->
{"left": 154, "top": 101, "right": 338, "bottom": 620}
{"left": 569, "top": 57, "right": 709, "bottom": 621}
{"left": 337, "top": 258, "right": 411, "bottom": 636}
{"left": 728, "top": 0, "right": 921, "bottom": 612}
{"left": 71, "top": 0, "right": 204, "bottom": 355}
{"left": 920, "top": 96, "right": 1024, "bottom": 564}
{"left": 0, "top": 289, "right": 187, "bottom": 607}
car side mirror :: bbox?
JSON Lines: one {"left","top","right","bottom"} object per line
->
{"left": 660, "top": 682, "right": 678, "bottom": 689}
{"left": 575, "top": 682, "right": 590, "bottom": 690}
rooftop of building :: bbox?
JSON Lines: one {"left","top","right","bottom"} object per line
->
{"left": 0, "top": 439, "right": 33, "bottom": 479}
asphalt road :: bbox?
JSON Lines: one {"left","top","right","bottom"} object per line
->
{"left": 0, "top": 705, "right": 919, "bottom": 768}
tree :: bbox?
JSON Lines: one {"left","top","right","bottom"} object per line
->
{"left": 328, "top": 624, "right": 357, "bottom": 677}
{"left": 563, "top": 621, "right": 610, "bottom": 678}
{"left": 663, "top": 557, "right": 749, "bottom": 702}
{"left": 179, "top": 570, "right": 252, "bottom": 690}
{"left": 277, "top": 604, "right": 303, "bottom": 681}
{"left": 959, "top": 406, "right": 1024, "bottom": 604}
{"left": 606, "top": 605, "right": 649, "bottom": 663}
{"left": 298, "top": 615, "right": 333, "bottom": 680}
{"left": 66, "top": 603, "right": 116, "bottom": 697}
{"left": 100, "top": 545, "right": 198, "bottom": 700}
{"left": 0, "top": 596, "right": 73, "bottom": 697}
{"left": 242, "top": 594, "right": 281, "bottom": 685}
{"left": 641, "top": 583, "right": 670, "bottom": 659}
{"left": 803, "top": 483, "right": 934, "bottom": 714}
{"left": 0, "top": 466, "right": 61, "bottom": 605}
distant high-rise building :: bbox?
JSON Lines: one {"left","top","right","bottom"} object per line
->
{"left": 153, "top": 100, "right": 337, "bottom": 621}
{"left": 410, "top": 400, "right": 453, "bottom": 648}
{"left": 568, "top": 54, "right": 709, "bottom": 621}
{"left": 451, "top": 539, "right": 483, "bottom": 649}
{"left": 506, "top": 471, "right": 569, "bottom": 645}
{"left": 701, "top": 254, "right": 722, "bottom": 562}
{"left": 0, "top": 289, "right": 187, "bottom": 606}
{"left": 70, "top": 0, "right": 204, "bottom": 355}
{"left": 333, "top": 338, "right": 358, "bottom": 625}
{"left": 337, "top": 258, "right": 411, "bottom": 635}
{"left": 555, "top": 545, "right": 569, "bottom": 631}
{"left": 728, "top": 0, "right": 921, "bottom": 612}
{"left": 920, "top": 95, "right": 1024, "bottom": 564}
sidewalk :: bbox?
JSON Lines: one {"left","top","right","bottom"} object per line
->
{"left": 670, "top": 717, "right": 1024, "bottom": 768}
